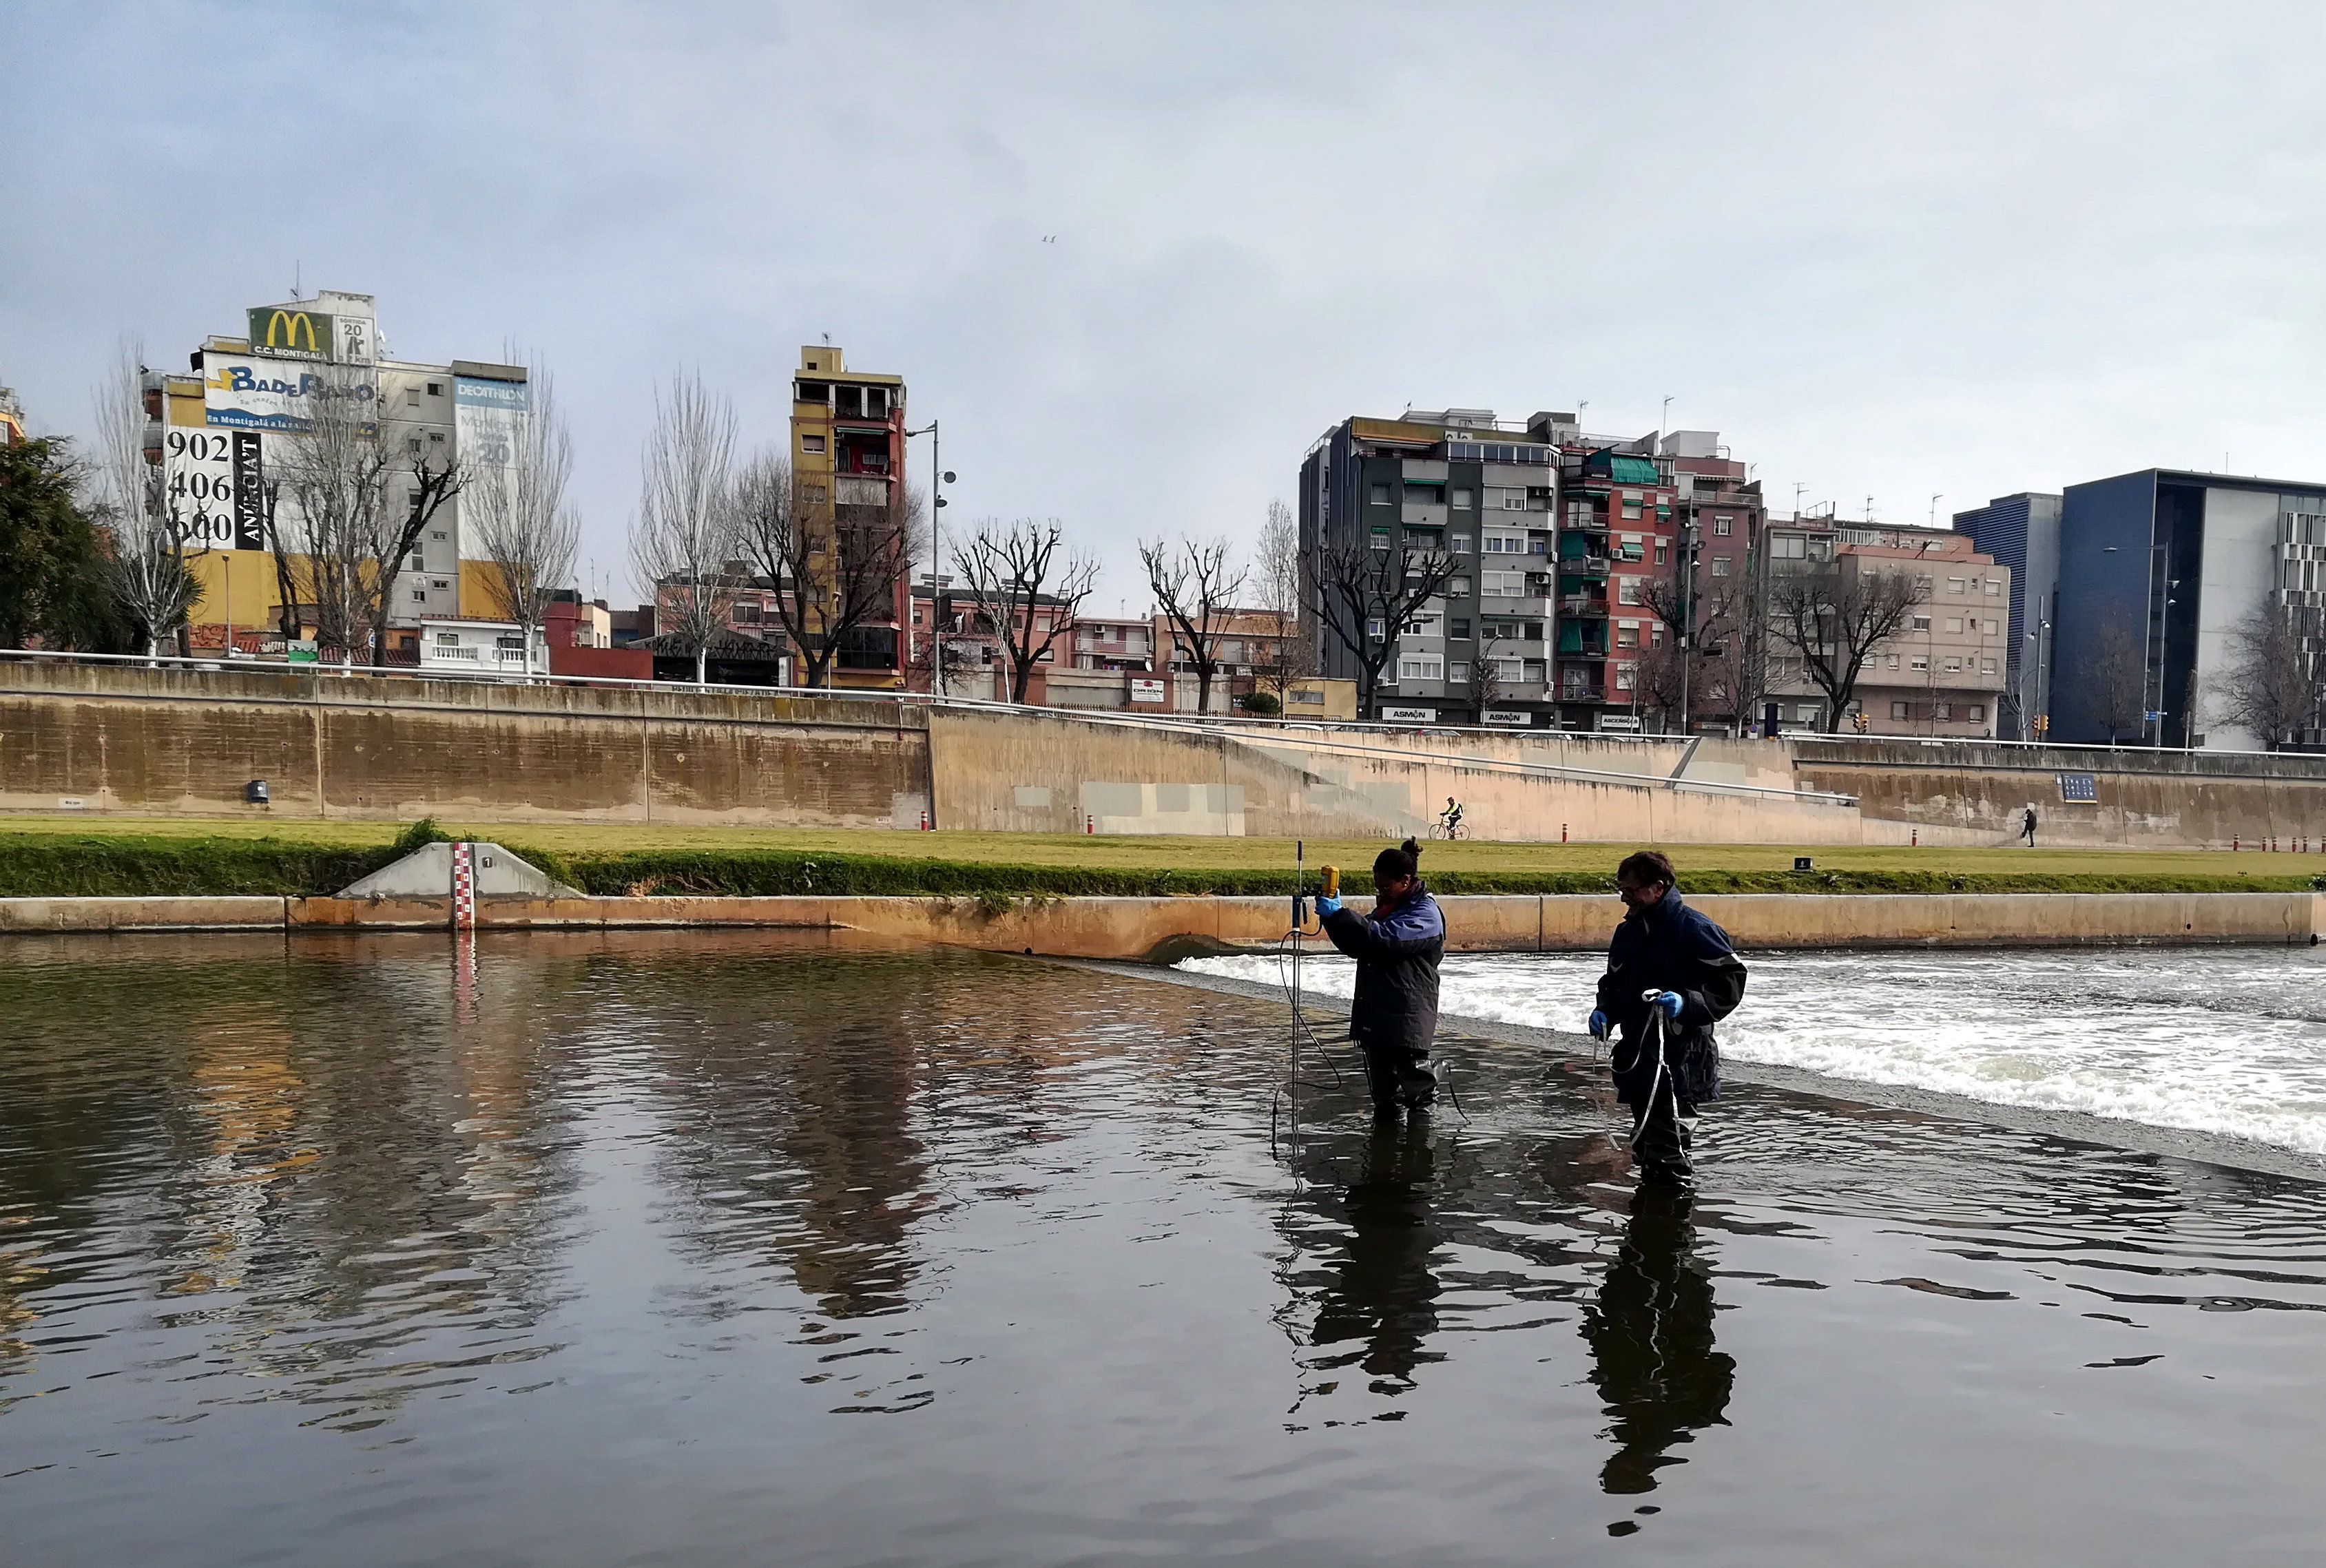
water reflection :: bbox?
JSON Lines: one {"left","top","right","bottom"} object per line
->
{"left": 1306, "top": 1119, "right": 1445, "bottom": 1395}
{"left": 1582, "top": 1187, "right": 1734, "bottom": 1522}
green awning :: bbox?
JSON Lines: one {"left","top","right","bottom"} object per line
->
{"left": 1608, "top": 456, "right": 1659, "bottom": 484}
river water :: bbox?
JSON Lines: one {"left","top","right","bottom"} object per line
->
{"left": 1185, "top": 945, "right": 2326, "bottom": 1158}
{"left": 3, "top": 932, "right": 2324, "bottom": 1566}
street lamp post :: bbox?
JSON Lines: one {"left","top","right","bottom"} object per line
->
{"left": 1676, "top": 522, "right": 1699, "bottom": 733}
{"left": 906, "top": 421, "right": 953, "bottom": 696}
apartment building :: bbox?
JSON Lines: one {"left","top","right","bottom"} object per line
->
{"left": 1761, "top": 516, "right": 2011, "bottom": 735}
{"left": 154, "top": 291, "right": 528, "bottom": 657}
{"left": 1298, "top": 409, "right": 1562, "bottom": 726}
{"left": 1665, "top": 432, "right": 1766, "bottom": 733}
{"left": 790, "top": 344, "right": 911, "bottom": 688}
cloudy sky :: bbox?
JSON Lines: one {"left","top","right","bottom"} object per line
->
{"left": 6, "top": 1, "right": 2324, "bottom": 611}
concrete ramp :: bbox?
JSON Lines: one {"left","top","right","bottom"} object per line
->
{"left": 338, "top": 842, "right": 579, "bottom": 899}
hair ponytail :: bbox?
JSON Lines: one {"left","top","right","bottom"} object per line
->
{"left": 1373, "top": 837, "right": 1422, "bottom": 881}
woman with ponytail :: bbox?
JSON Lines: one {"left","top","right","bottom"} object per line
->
{"left": 1314, "top": 837, "right": 1446, "bottom": 1116}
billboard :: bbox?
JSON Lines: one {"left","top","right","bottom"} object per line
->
{"left": 1129, "top": 678, "right": 1166, "bottom": 704}
{"left": 1380, "top": 706, "right": 1438, "bottom": 723}
{"left": 245, "top": 306, "right": 374, "bottom": 364}
{"left": 1481, "top": 709, "right": 1533, "bottom": 727}
{"left": 162, "top": 426, "right": 237, "bottom": 550}
{"left": 204, "top": 353, "right": 375, "bottom": 432}
{"left": 455, "top": 375, "right": 528, "bottom": 470}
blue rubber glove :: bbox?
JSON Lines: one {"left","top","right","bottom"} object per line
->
{"left": 1654, "top": 991, "right": 1684, "bottom": 1020}
{"left": 1315, "top": 893, "right": 1342, "bottom": 917}
{"left": 1588, "top": 1010, "right": 1609, "bottom": 1041}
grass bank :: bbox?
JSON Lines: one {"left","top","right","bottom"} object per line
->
{"left": 1, "top": 817, "right": 2321, "bottom": 899}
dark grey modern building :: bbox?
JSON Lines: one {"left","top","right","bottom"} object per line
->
{"left": 1953, "top": 492, "right": 2062, "bottom": 740}
{"left": 2050, "top": 468, "right": 2326, "bottom": 750}
{"left": 1298, "top": 410, "right": 1562, "bottom": 726}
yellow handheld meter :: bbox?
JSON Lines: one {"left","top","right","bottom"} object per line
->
{"left": 1320, "top": 866, "right": 1340, "bottom": 898}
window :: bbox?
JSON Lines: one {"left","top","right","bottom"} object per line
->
{"left": 1484, "top": 532, "right": 1527, "bottom": 553}
{"left": 1369, "top": 483, "right": 1391, "bottom": 505}
{"left": 1654, "top": 542, "right": 1669, "bottom": 567}
{"left": 1948, "top": 576, "right": 1966, "bottom": 594}
{"left": 411, "top": 589, "right": 427, "bottom": 603}
{"left": 426, "top": 382, "right": 442, "bottom": 397}
{"left": 1450, "top": 576, "right": 1472, "bottom": 596}
{"left": 1891, "top": 700, "right": 1911, "bottom": 720}
{"left": 1969, "top": 704, "right": 1985, "bottom": 722}
{"left": 430, "top": 530, "right": 447, "bottom": 542}
{"left": 1366, "top": 618, "right": 1386, "bottom": 640}
{"left": 1620, "top": 499, "right": 1643, "bottom": 520}
{"left": 1911, "top": 614, "right": 1931, "bottom": 631}
{"left": 1404, "top": 483, "right": 1442, "bottom": 505}
{"left": 1650, "top": 625, "right": 1666, "bottom": 647}
{"left": 1398, "top": 656, "right": 1444, "bottom": 682}
{"left": 1451, "top": 489, "right": 1474, "bottom": 510}
{"left": 404, "top": 387, "right": 419, "bottom": 406}
{"left": 1710, "top": 556, "right": 1732, "bottom": 577}
{"left": 1713, "top": 515, "right": 1734, "bottom": 536}
{"left": 406, "top": 552, "right": 422, "bottom": 569}
{"left": 1944, "top": 656, "right": 1963, "bottom": 673}
{"left": 1945, "top": 618, "right": 1964, "bottom": 635}
{"left": 802, "top": 435, "right": 826, "bottom": 454}
{"left": 1982, "top": 658, "right": 1997, "bottom": 676}
{"left": 495, "top": 634, "right": 525, "bottom": 652}
{"left": 1915, "top": 574, "right": 1932, "bottom": 592}
{"left": 1887, "top": 653, "right": 1900, "bottom": 669}
{"left": 1452, "top": 533, "right": 1473, "bottom": 554}
{"left": 1984, "top": 579, "right": 2002, "bottom": 596}
{"left": 1772, "top": 535, "right": 1806, "bottom": 559}
{"left": 1936, "top": 702, "right": 1954, "bottom": 721}
{"left": 1614, "top": 662, "right": 1637, "bottom": 691}
{"left": 1450, "top": 618, "right": 1472, "bottom": 640}
{"left": 429, "top": 431, "right": 445, "bottom": 444}
{"left": 1371, "top": 525, "right": 1391, "bottom": 550}
{"left": 1617, "top": 623, "right": 1639, "bottom": 648}
{"left": 1482, "top": 569, "right": 1526, "bottom": 597}
{"left": 1910, "top": 654, "right": 1929, "bottom": 671}
{"left": 1448, "top": 662, "right": 1470, "bottom": 684}
{"left": 1617, "top": 577, "right": 1644, "bottom": 605}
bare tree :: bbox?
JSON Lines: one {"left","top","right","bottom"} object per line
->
{"left": 468, "top": 362, "right": 579, "bottom": 676}
{"left": 1764, "top": 563, "right": 1929, "bottom": 733}
{"left": 91, "top": 346, "right": 201, "bottom": 656}
{"left": 735, "top": 450, "right": 923, "bottom": 688}
{"left": 2085, "top": 617, "right": 2145, "bottom": 744}
{"left": 1692, "top": 571, "right": 1767, "bottom": 735}
{"left": 271, "top": 363, "right": 464, "bottom": 664}
{"left": 1632, "top": 631, "right": 1689, "bottom": 733}
{"left": 628, "top": 373, "right": 741, "bottom": 684}
{"left": 2219, "top": 597, "right": 2315, "bottom": 750}
{"left": 951, "top": 517, "right": 1097, "bottom": 702}
{"left": 1252, "top": 498, "right": 1314, "bottom": 703}
{"left": 1310, "top": 538, "right": 1460, "bottom": 719}
{"left": 1140, "top": 535, "right": 1247, "bottom": 714}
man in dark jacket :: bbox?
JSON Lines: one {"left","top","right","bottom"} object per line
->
{"left": 1319, "top": 837, "right": 1444, "bottom": 1116}
{"left": 1590, "top": 850, "right": 1747, "bottom": 1186}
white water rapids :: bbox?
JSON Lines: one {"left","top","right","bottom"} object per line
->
{"left": 1180, "top": 945, "right": 2326, "bottom": 1157}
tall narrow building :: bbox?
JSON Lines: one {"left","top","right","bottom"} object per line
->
{"left": 789, "top": 344, "right": 910, "bottom": 688}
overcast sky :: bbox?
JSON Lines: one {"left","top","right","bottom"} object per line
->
{"left": 6, "top": 1, "right": 2325, "bottom": 611}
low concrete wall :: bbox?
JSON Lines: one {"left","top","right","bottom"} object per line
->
{"left": 7, "top": 891, "right": 2318, "bottom": 956}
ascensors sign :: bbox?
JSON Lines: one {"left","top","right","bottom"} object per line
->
{"left": 203, "top": 354, "right": 376, "bottom": 432}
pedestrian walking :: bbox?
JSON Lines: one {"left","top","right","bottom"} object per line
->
{"left": 2020, "top": 806, "right": 2038, "bottom": 848}
{"left": 1588, "top": 850, "right": 1747, "bottom": 1187}
{"left": 1318, "top": 838, "right": 1444, "bottom": 1117}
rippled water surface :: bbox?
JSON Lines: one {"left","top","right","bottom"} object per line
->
{"left": 4, "top": 932, "right": 2325, "bottom": 1566}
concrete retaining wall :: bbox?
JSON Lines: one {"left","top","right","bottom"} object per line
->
{"left": 7, "top": 891, "right": 2318, "bottom": 956}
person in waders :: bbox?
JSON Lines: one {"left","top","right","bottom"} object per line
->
{"left": 1589, "top": 850, "right": 1747, "bottom": 1187}
{"left": 1318, "top": 838, "right": 1444, "bottom": 1117}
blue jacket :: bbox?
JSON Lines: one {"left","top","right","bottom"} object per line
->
{"left": 1596, "top": 889, "right": 1747, "bottom": 1105}
{"left": 1322, "top": 884, "right": 1445, "bottom": 1054}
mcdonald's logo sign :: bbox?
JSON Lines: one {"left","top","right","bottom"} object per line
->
{"left": 247, "top": 307, "right": 334, "bottom": 359}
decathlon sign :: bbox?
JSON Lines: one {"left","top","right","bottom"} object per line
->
{"left": 204, "top": 355, "right": 376, "bottom": 432}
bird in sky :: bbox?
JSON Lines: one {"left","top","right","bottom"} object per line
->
{"left": 1041, "top": 235, "right": 1057, "bottom": 243}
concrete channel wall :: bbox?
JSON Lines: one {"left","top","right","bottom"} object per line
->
{"left": 6, "top": 661, "right": 2326, "bottom": 847}
{"left": 7, "top": 892, "right": 2320, "bottom": 957}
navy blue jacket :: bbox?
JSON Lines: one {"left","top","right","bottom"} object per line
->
{"left": 1595, "top": 889, "right": 1746, "bottom": 1105}
{"left": 1322, "top": 884, "right": 1445, "bottom": 1055}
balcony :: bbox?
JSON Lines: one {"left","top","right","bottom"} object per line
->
{"left": 1557, "top": 553, "right": 1610, "bottom": 576}
{"left": 1557, "top": 683, "right": 1608, "bottom": 704}
{"left": 1559, "top": 594, "right": 1610, "bottom": 617}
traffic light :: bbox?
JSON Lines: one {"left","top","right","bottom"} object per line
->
{"left": 2034, "top": 713, "right": 2050, "bottom": 738}
{"left": 1851, "top": 709, "right": 1870, "bottom": 734}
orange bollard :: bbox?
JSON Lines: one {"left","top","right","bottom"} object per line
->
{"left": 1086, "top": 812, "right": 1096, "bottom": 835}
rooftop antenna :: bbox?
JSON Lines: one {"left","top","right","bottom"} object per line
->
{"left": 1865, "top": 494, "right": 1876, "bottom": 523}
{"left": 1793, "top": 481, "right": 1807, "bottom": 519}
{"left": 291, "top": 260, "right": 302, "bottom": 300}
{"left": 1930, "top": 492, "right": 1943, "bottom": 527}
